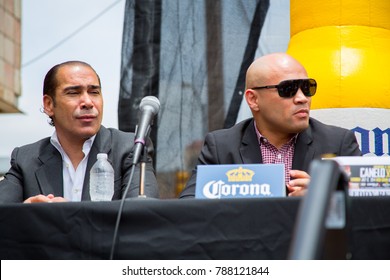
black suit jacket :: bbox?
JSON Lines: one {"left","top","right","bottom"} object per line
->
{"left": 0, "top": 126, "right": 159, "bottom": 203}
{"left": 180, "top": 118, "right": 362, "bottom": 198}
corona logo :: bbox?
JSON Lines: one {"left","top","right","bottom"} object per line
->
{"left": 202, "top": 180, "right": 271, "bottom": 199}
{"left": 226, "top": 167, "right": 255, "bottom": 182}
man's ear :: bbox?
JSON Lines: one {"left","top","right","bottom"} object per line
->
{"left": 43, "top": 95, "right": 54, "bottom": 116}
{"left": 244, "top": 89, "right": 259, "bottom": 112}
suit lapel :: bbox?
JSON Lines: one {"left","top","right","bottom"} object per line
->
{"left": 293, "top": 124, "right": 314, "bottom": 172}
{"left": 35, "top": 145, "right": 64, "bottom": 197}
{"left": 240, "top": 119, "right": 263, "bottom": 164}
{"left": 81, "top": 126, "right": 112, "bottom": 200}
{"left": 237, "top": 119, "right": 315, "bottom": 172}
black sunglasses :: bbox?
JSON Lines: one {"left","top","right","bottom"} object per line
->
{"left": 251, "top": 78, "right": 317, "bottom": 98}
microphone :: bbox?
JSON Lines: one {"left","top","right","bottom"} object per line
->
{"left": 132, "top": 96, "right": 160, "bottom": 165}
{"left": 110, "top": 96, "right": 159, "bottom": 259}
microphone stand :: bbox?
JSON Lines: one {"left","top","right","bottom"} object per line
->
{"left": 138, "top": 145, "right": 148, "bottom": 198}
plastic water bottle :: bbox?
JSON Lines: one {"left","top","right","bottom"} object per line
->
{"left": 89, "top": 153, "right": 114, "bottom": 201}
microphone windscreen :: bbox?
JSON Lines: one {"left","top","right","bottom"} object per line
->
{"left": 140, "top": 96, "right": 160, "bottom": 115}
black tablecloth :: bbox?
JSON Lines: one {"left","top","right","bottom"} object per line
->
{"left": 0, "top": 197, "right": 389, "bottom": 259}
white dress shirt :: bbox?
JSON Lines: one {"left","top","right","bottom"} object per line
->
{"left": 50, "top": 132, "right": 96, "bottom": 201}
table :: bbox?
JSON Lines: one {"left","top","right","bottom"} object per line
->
{"left": 0, "top": 197, "right": 389, "bottom": 259}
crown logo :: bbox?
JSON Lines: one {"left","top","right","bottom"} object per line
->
{"left": 226, "top": 167, "right": 255, "bottom": 182}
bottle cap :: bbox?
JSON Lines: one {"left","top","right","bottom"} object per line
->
{"left": 97, "top": 153, "right": 108, "bottom": 160}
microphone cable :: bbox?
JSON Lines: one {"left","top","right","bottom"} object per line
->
{"left": 109, "top": 162, "right": 136, "bottom": 260}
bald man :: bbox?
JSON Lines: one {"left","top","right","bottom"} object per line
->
{"left": 180, "top": 53, "right": 361, "bottom": 198}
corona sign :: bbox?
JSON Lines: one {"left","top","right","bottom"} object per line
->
{"left": 195, "top": 164, "right": 286, "bottom": 199}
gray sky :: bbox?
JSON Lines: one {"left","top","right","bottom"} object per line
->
{"left": 0, "top": 0, "right": 125, "bottom": 161}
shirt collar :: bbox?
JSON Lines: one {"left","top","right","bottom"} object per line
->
{"left": 253, "top": 120, "right": 298, "bottom": 146}
{"left": 50, "top": 131, "right": 96, "bottom": 158}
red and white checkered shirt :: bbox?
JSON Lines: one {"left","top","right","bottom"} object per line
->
{"left": 254, "top": 122, "right": 297, "bottom": 184}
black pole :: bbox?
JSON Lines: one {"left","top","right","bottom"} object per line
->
{"left": 223, "top": 0, "right": 269, "bottom": 128}
{"left": 118, "top": 0, "right": 161, "bottom": 166}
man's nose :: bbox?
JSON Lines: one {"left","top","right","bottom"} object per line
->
{"left": 80, "top": 92, "right": 93, "bottom": 109}
{"left": 293, "top": 88, "right": 309, "bottom": 103}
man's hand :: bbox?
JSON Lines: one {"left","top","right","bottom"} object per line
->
{"left": 287, "top": 170, "right": 310, "bottom": 196}
{"left": 23, "top": 194, "right": 67, "bottom": 203}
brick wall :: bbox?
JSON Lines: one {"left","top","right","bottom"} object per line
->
{"left": 0, "top": 0, "right": 21, "bottom": 113}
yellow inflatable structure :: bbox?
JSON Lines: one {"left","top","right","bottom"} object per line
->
{"left": 287, "top": 0, "right": 390, "bottom": 110}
